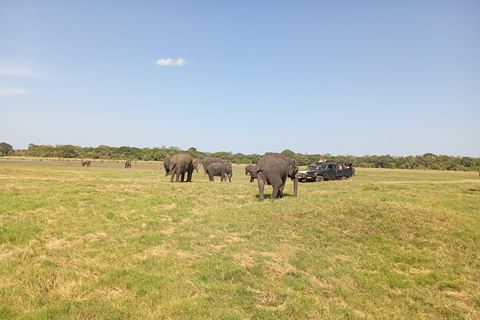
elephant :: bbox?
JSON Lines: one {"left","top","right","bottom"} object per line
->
{"left": 163, "top": 156, "right": 172, "bottom": 176}
{"left": 125, "top": 159, "right": 132, "bottom": 168}
{"left": 245, "top": 164, "right": 258, "bottom": 182}
{"left": 206, "top": 162, "right": 233, "bottom": 182}
{"left": 81, "top": 160, "right": 91, "bottom": 167}
{"left": 254, "top": 153, "right": 298, "bottom": 202}
{"left": 169, "top": 153, "right": 200, "bottom": 182}
{"left": 201, "top": 157, "right": 223, "bottom": 174}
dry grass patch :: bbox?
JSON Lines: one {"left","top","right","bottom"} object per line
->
{"left": 44, "top": 232, "right": 111, "bottom": 251}
{"left": 134, "top": 245, "right": 169, "bottom": 260}
{"left": 247, "top": 287, "right": 288, "bottom": 311}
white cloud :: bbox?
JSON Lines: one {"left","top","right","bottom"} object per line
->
{"left": 156, "top": 58, "right": 191, "bottom": 66}
{"left": 0, "top": 87, "right": 32, "bottom": 97}
{"left": 0, "top": 64, "right": 43, "bottom": 78}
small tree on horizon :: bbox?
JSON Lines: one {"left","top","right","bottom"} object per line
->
{"left": 0, "top": 142, "right": 13, "bottom": 156}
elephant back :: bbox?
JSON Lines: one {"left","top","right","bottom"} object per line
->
{"left": 170, "top": 154, "right": 193, "bottom": 170}
{"left": 255, "top": 153, "right": 290, "bottom": 172}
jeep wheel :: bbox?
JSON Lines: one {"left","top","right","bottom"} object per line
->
{"left": 341, "top": 176, "right": 347, "bottom": 180}
{"left": 315, "top": 176, "right": 324, "bottom": 182}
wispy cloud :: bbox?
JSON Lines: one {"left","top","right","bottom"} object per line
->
{"left": 0, "top": 64, "right": 43, "bottom": 78}
{"left": 156, "top": 58, "right": 191, "bottom": 67}
{"left": 0, "top": 87, "right": 32, "bottom": 97}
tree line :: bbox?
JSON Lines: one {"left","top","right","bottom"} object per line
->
{"left": 1, "top": 142, "right": 479, "bottom": 171}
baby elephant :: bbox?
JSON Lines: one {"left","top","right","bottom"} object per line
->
{"left": 125, "top": 159, "right": 132, "bottom": 168}
{"left": 245, "top": 164, "right": 258, "bottom": 182}
{"left": 206, "top": 162, "right": 232, "bottom": 182}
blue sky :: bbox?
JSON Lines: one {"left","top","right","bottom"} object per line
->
{"left": 1, "top": 0, "right": 479, "bottom": 157}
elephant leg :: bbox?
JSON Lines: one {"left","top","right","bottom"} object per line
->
{"left": 278, "top": 176, "right": 288, "bottom": 199}
{"left": 269, "top": 175, "right": 283, "bottom": 199}
{"left": 180, "top": 172, "right": 185, "bottom": 182}
{"left": 170, "top": 169, "right": 175, "bottom": 183}
{"left": 271, "top": 184, "right": 280, "bottom": 199}
{"left": 186, "top": 167, "right": 193, "bottom": 182}
{"left": 208, "top": 172, "right": 214, "bottom": 181}
{"left": 220, "top": 170, "right": 225, "bottom": 182}
{"left": 257, "top": 173, "right": 266, "bottom": 202}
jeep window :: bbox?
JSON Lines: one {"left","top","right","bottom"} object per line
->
{"left": 307, "top": 166, "right": 316, "bottom": 170}
{"left": 317, "top": 165, "right": 327, "bottom": 170}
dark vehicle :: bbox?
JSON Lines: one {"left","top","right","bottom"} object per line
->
{"left": 298, "top": 161, "right": 354, "bottom": 182}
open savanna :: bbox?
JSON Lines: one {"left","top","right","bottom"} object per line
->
{"left": 1, "top": 158, "right": 479, "bottom": 319}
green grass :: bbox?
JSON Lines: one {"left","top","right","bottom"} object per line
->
{"left": 1, "top": 159, "right": 479, "bottom": 319}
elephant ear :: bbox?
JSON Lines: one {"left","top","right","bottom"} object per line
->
{"left": 289, "top": 159, "right": 299, "bottom": 180}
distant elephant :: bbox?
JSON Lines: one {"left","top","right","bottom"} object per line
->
{"left": 169, "top": 153, "right": 199, "bottom": 182}
{"left": 125, "top": 159, "right": 132, "bottom": 168}
{"left": 254, "top": 153, "right": 298, "bottom": 202}
{"left": 201, "top": 157, "right": 223, "bottom": 174}
{"left": 163, "top": 156, "right": 172, "bottom": 176}
{"left": 207, "top": 162, "right": 233, "bottom": 182}
{"left": 245, "top": 164, "right": 258, "bottom": 182}
{"left": 81, "top": 160, "right": 91, "bottom": 167}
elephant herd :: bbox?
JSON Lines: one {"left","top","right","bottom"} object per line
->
{"left": 81, "top": 153, "right": 299, "bottom": 201}
{"left": 163, "top": 153, "right": 298, "bottom": 202}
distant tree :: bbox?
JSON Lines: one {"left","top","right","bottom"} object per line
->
{"left": 56, "top": 145, "right": 76, "bottom": 158}
{"left": 214, "top": 151, "right": 233, "bottom": 161}
{"left": 187, "top": 147, "right": 203, "bottom": 159}
{"left": 249, "top": 154, "right": 260, "bottom": 164}
{"left": 281, "top": 149, "right": 296, "bottom": 158}
{"left": 0, "top": 142, "right": 13, "bottom": 156}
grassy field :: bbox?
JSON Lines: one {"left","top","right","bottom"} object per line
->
{"left": 1, "top": 158, "right": 479, "bottom": 319}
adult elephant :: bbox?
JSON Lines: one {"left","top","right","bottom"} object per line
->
{"left": 245, "top": 164, "right": 258, "bottom": 182}
{"left": 206, "top": 162, "right": 233, "bottom": 182}
{"left": 125, "top": 159, "right": 132, "bottom": 168}
{"left": 254, "top": 153, "right": 298, "bottom": 202}
{"left": 81, "top": 160, "right": 91, "bottom": 167}
{"left": 163, "top": 156, "right": 172, "bottom": 176}
{"left": 169, "top": 154, "right": 199, "bottom": 182}
{"left": 202, "top": 157, "right": 223, "bottom": 174}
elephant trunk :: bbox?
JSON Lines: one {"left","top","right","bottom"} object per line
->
{"left": 293, "top": 177, "right": 298, "bottom": 197}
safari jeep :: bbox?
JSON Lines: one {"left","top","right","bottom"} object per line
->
{"left": 297, "top": 161, "right": 354, "bottom": 182}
